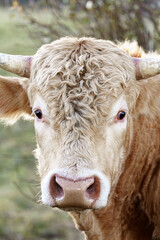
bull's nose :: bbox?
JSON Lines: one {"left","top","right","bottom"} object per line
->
{"left": 49, "top": 175, "right": 101, "bottom": 209}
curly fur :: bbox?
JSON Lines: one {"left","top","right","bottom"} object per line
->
{"left": 29, "top": 38, "right": 138, "bottom": 142}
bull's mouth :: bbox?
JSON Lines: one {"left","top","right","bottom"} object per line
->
{"left": 53, "top": 206, "right": 92, "bottom": 212}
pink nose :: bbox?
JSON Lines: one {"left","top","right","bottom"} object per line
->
{"left": 49, "top": 175, "right": 101, "bottom": 209}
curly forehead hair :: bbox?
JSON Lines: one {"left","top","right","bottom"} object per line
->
{"left": 29, "top": 37, "right": 138, "bottom": 133}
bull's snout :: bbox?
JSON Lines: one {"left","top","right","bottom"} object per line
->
{"left": 49, "top": 175, "right": 100, "bottom": 209}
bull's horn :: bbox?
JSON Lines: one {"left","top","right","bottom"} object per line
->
{"left": 133, "top": 57, "right": 160, "bottom": 79}
{"left": 0, "top": 53, "right": 32, "bottom": 78}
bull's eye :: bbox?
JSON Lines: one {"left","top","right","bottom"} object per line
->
{"left": 116, "top": 111, "right": 126, "bottom": 121}
{"left": 34, "top": 109, "right": 42, "bottom": 119}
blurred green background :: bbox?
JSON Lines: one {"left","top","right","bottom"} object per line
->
{"left": 0, "top": 0, "right": 160, "bottom": 240}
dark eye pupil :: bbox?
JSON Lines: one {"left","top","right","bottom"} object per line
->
{"left": 117, "top": 111, "right": 126, "bottom": 120}
{"left": 35, "top": 110, "right": 42, "bottom": 119}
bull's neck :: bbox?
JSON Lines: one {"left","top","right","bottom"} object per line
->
{"left": 70, "top": 114, "right": 160, "bottom": 240}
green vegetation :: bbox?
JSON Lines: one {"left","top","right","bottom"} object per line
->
{"left": 20, "top": 0, "right": 160, "bottom": 51}
{"left": 0, "top": 8, "right": 82, "bottom": 240}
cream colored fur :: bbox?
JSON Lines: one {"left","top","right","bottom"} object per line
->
{"left": 1, "top": 37, "right": 160, "bottom": 239}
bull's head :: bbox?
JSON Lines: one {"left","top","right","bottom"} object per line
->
{"left": 0, "top": 37, "right": 160, "bottom": 210}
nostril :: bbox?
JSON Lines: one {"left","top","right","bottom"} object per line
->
{"left": 50, "top": 175, "right": 64, "bottom": 200}
{"left": 85, "top": 177, "right": 100, "bottom": 201}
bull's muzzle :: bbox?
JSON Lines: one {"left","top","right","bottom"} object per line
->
{"left": 49, "top": 175, "right": 101, "bottom": 210}
{"left": 41, "top": 169, "right": 110, "bottom": 210}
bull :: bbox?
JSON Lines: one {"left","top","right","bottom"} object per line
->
{"left": 0, "top": 37, "right": 160, "bottom": 240}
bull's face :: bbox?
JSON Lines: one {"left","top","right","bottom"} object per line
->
{"left": 32, "top": 93, "right": 128, "bottom": 210}
{"left": 28, "top": 38, "right": 135, "bottom": 210}
{"left": 2, "top": 37, "right": 157, "bottom": 211}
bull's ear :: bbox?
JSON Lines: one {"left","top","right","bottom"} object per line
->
{"left": 136, "top": 74, "right": 160, "bottom": 116}
{"left": 0, "top": 75, "right": 32, "bottom": 124}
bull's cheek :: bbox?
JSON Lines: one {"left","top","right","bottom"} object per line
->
{"left": 103, "top": 128, "right": 126, "bottom": 180}
{"left": 34, "top": 144, "right": 58, "bottom": 179}
{"left": 35, "top": 128, "right": 61, "bottom": 173}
